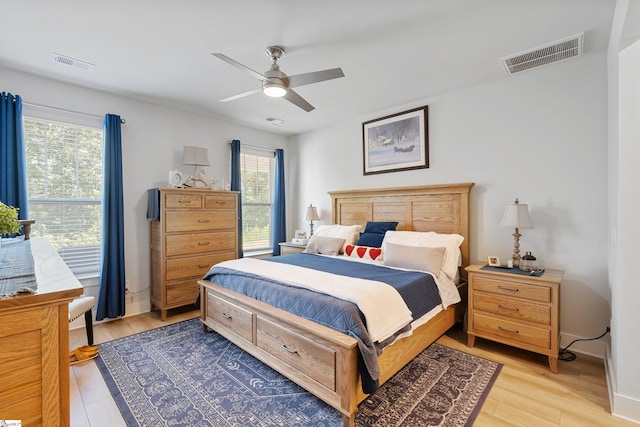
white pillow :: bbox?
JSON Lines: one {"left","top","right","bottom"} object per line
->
{"left": 303, "top": 235, "right": 346, "bottom": 256}
{"left": 313, "top": 224, "right": 362, "bottom": 253}
{"left": 382, "top": 231, "right": 463, "bottom": 280}
{"left": 383, "top": 242, "right": 445, "bottom": 276}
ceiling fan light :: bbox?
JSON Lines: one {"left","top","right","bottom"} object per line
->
{"left": 263, "top": 82, "right": 287, "bottom": 97}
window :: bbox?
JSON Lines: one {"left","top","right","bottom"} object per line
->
{"left": 23, "top": 114, "right": 103, "bottom": 277}
{"left": 240, "top": 150, "right": 274, "bottom": 252}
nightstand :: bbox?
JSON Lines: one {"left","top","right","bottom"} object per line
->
{"left": 279, "top": 242, "right": 307, "bottom": 255}
{"left": 466, "top": 264, "right": 564, "bottom": 373}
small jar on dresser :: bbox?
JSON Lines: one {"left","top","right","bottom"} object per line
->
{"left": 149, "top": 188, "right": 238, "bottom": 320}
{"left": 465, "top": 264, "right": 564, "bottom": 373}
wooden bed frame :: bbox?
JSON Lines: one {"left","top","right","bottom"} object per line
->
{"left": 199, "top": 183, "right": 474, "bottom": 426}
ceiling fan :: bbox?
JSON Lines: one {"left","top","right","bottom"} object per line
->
{"left": 212, "top": 46, "right": 345, "bottom": 112}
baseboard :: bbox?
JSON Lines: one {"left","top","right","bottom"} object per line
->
{"left": 69, "top": 300, "right": 151, "bottom": 330}
{"left": 604, "top": 343, "right": 640, "bottom": 424}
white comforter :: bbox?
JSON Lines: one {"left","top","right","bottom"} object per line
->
{"left": 214, "top": 258, "right": 414, "bottom": 343}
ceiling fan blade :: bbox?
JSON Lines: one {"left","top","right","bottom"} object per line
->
{"left": 219, "top": 88, "right": 262, "bottom": 102}
{"left": 288, "top": 68, "right": 345, "bottom": 88}
{"left": 212, "top": 53, "right": 265, "bottom": 81}
{"left": 283, "top": 89, "right": 315, "bottom": 112}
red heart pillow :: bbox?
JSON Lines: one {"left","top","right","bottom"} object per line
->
{"left": 344, "top": 244, "right": 382, "bottom": 261}
{"left": 369, "top": 248, "right": 382, "bottom": 260}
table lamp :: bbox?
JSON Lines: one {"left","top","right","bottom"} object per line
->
{"left": 304, "top": 204, "right": 320, "bottom": 236}
{"left": 499, "top": 198, "right": 533, "bottom": 267}
{"left": 182, "top": 146, "right": 210, "bottom": 187}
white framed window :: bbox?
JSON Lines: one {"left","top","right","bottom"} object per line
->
{"left": 240, "top": 149, "right": 274, "bottom": 253}
{"left": 23, "top": 108, "right": 103, "bottom": 278}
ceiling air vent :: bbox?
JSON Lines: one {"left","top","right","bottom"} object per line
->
{"left": 500, "top": 32, "right": 584, "bottom": 75}
{"left": 52, "top": 53, "right": 95, "bottom": 71}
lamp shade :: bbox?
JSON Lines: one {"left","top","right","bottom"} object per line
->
{"left": 304, "top": 205, "right": 319, "bottom": 221}
{"left": 499, "top": 199, "right": 533, "bottom": 229}
{"left": 182, "top": 146, "right": 210, "bottom": 166}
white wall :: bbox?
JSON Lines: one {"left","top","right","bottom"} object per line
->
{"left": 291, "top": 52, "right": 611, "bottom": 355}
{"left": 609, "top": 17, "right": 640, "bottom": 421}
{"left": 0, "top": 66, "right": 289, "bottom": 317}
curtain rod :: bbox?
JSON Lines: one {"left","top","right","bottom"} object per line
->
{"left": 23, "top": 102, "right": 126, "bottom": 124}
{"left": 228, "top": 141, "right": 277, "bottom": 153}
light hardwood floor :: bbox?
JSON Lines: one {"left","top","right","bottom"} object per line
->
{"left": 69, "top": 309, "right": 637, "bottom": 427}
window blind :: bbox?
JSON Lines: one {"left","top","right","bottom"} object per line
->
{"left": 241, "top": 151, "right": 274, "bottom": 252}
{"left": 24, "top": 116, "right": 103, "bottom": 277}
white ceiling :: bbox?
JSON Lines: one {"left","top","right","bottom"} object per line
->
{"left": 0, "top": 0, "right": 621, "bottom": 136}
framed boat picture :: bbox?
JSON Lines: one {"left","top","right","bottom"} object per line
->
{"left": 362, "top": 105, "right": 429, "bottom": 175}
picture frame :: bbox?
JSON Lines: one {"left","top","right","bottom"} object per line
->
{"left": 294, "top": 230, "right": 307, "bottom": 240}
{"left": 488, "top": 256, "right": 501, "bottom": 267}
{"left": 362, "top": 105, "right": 429, "bottom": 175}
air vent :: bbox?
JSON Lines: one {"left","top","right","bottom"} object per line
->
{"left": 500, "top": 33, "right": 583, "bottom": 75}
{"left": 52, "top": 53, "right": 95, "bottom": 71}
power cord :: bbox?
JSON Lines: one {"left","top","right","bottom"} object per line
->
{"left": 559, "top": 326, "right": 610, "bottom": 362}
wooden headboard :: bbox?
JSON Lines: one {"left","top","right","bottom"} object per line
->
{"left": 328, "top": 183, "right": 474, "bottom": 273}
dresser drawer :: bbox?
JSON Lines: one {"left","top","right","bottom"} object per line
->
{"left": 473, "top": 312, "right": 551, "bottom": 349}
{"left": 207, "top": 293, "right": 254, "bottom": 343}
{"left": 165, "top": 193, "right": 202, "bottom": 209}
{"left": 166, "top": 279, "right": 200, "bottom": 306}
{"left": 473, "top": 293, "right": 551, "bottom": 325}
{"left": 256, "top": 316, "right": 336, "bottom": 391}
{"left": 474, "top": 276, "right": 550, "bottom": 302}
{"left": 165, "top": 211, "right": 237, "bottom": 233}
{"left": 165, "top": 231, "right": 237, "bottom": 257}
{"left": 166, "top": 252, "right": 236, "bottom": 280}
{"left": 205, "top": 194, "right": 237, "bottom": 210}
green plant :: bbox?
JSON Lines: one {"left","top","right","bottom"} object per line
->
{"left": 0, "top": 202, "right": 21, "bottom": 235}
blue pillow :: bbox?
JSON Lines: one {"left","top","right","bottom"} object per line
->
{"left": 364, "top": 221, "right": 398, "bottom": 235}
{"left": 356, "top": 232, "right": 385, "bottom": 248}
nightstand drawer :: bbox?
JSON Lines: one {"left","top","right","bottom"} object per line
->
{"left": 473, "top": 313, "right": 551, "bottom": 349}
{"left": 474, "top": 276, "right": 551, "bottom": 302}
{"left": 473, "top": 293, "right": 551, "bottom": 325}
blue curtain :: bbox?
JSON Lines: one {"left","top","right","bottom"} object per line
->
{"left": 230, "top": 139, "right": 243, "bottom": 258}
{"left": 96, "top": 114, "right": 125, "bottom": 320}
{"left": 271, "top": 149, "right": 286, "bottom": 255}
{"left": 0, "top": 92, "right": 28, "bottom": 219}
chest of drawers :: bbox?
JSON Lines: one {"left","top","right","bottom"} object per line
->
{"left": 150, "top": 188, "right": 238, "bottom": 320}
{"left": 465, "top": 264, "right": 564, "bottom": 372}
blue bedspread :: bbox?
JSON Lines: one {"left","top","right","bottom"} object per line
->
{"left": 203, "top": 253, "right": 442, "bottom": 394}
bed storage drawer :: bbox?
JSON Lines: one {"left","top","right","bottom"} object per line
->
{"left": 256, "top": 316, "right": 336, "bottom": 391}
{"left": 207, "top": 293, "right": 254, "bottom": 343}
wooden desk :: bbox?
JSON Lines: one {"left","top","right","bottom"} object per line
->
{"left": 0, "top": 238, "right": 83, "bottom": 426}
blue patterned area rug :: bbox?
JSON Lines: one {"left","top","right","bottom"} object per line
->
{"left": 95, "top": 318, "right": 501, "bottom": 426}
